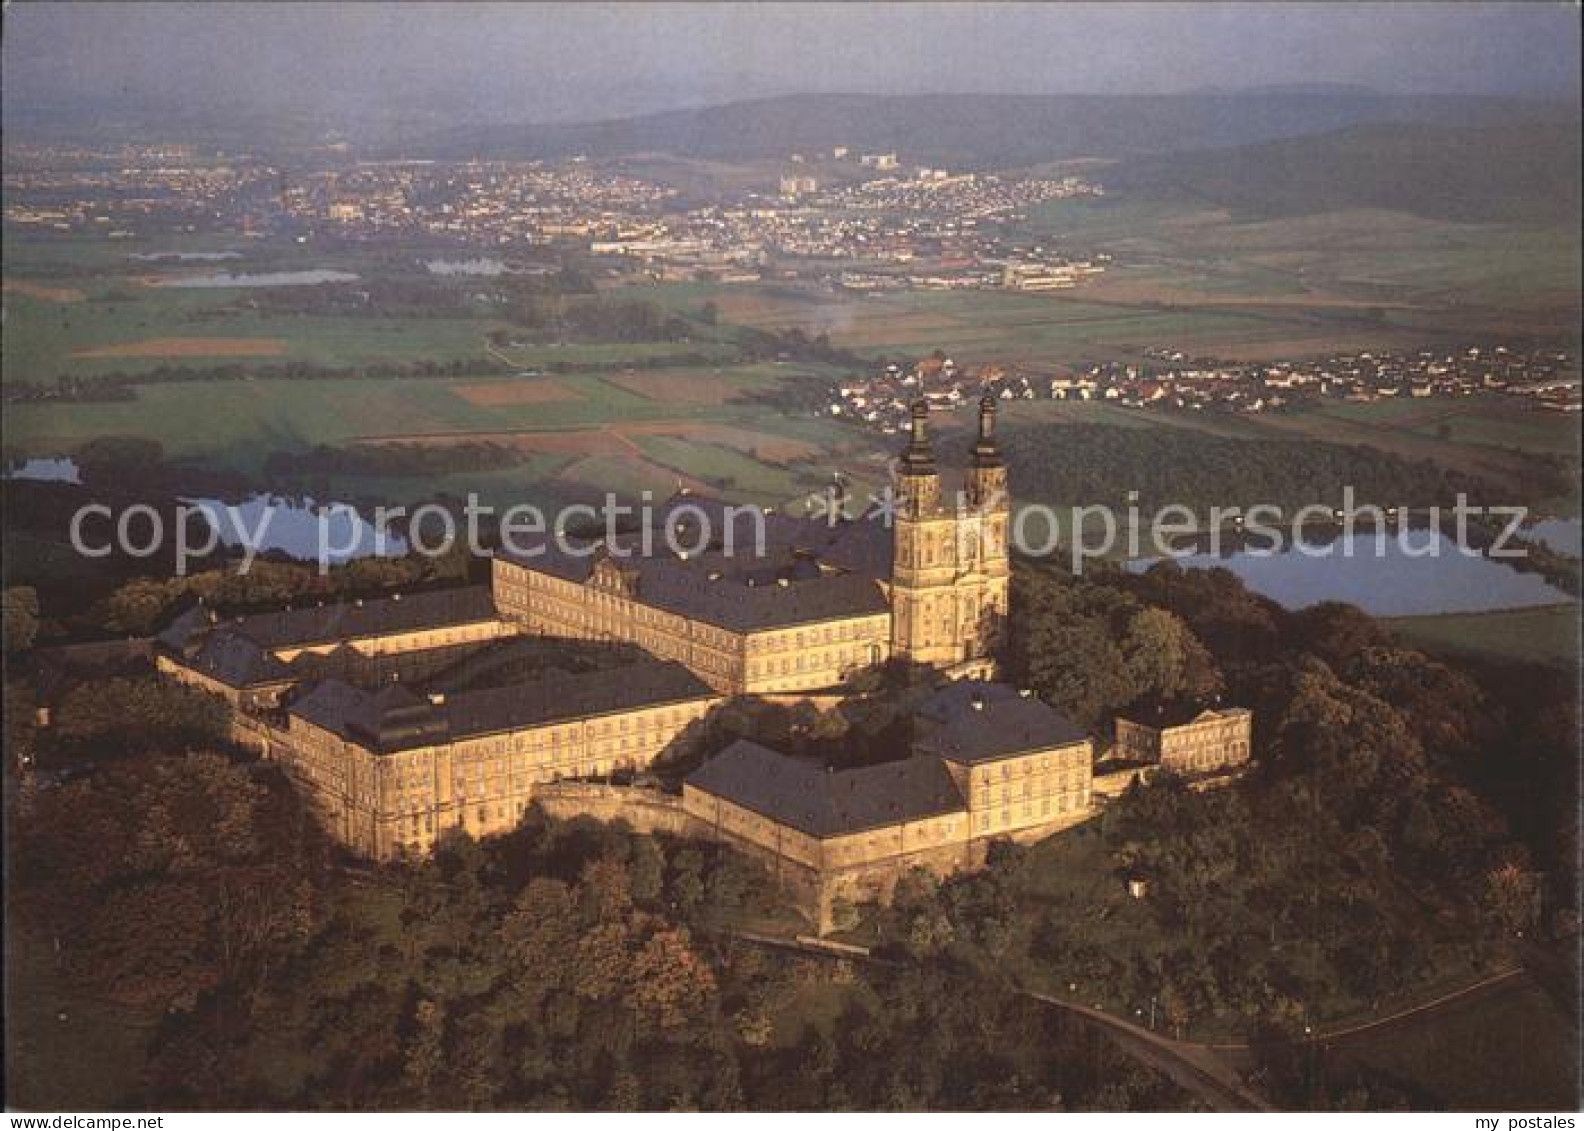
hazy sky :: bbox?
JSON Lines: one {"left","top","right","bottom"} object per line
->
{"left": 5, "top": 2, "right": 1579, "bottom": 127}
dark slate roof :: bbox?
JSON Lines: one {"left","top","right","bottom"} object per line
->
{"left": 1120, "top": 703, "right": 1252, "bottom": 730}
{"left": 440, "top": 661, "right": 716, "bottom": 739}
{"left": 229, "top": 586, "right": 498, "bottom": 650}
{"left": 914, "top": 681, "right": 1089, "bottom": 764}
{"left": 687, "top": 740, "right": 966, "bottom": 838}
{"left": 812, "top": 515, "right": 894, "bottom": 580}
{"left": 493, "top": 487, "right": 898, "bottom": 632}
{"left": 634, "top": 556, "right": 888, "bottom": 631}
{"left": 499, "top": 537, "right": 889, "bottom": 632}
{"left": 185, "top": 628, "right": 292, "bottom": 687}
{"left": 913, "top": 680, "right": 1025, "bottom": 724}
{"left": 292, "top": 679, "right": 380, "bottom": 736}
{"left": 290, "top": 660, "right": 717, "bottom": 753}
{"left": 156, "top": 604, "right": 213, "bottom": 654}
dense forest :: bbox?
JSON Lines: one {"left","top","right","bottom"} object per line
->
{"left": 3, "top": 552, "right": 1576, "bottom": 1109}
{"left": 263, "top": 441, "right": 525, "bottom": 481}
{"left": 6, "top": 748, "right": 1189, "bottom": 1109}
{"left": 1105, "top": 121, "right": 1581, "bottom": 225}
{"left": 989, "top": 424, "right": 1503, "bottom": 514}
{"left": 869, "top": 561, "right": 1579, "bottom": 1107}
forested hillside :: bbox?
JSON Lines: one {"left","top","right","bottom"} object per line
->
{"left": 1105, "top": 122, "right": 1582, "bottom": 224}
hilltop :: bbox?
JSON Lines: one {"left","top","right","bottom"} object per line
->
{"left": 413, "top": 90, "right": 1576, "bottom": 168}
{"left": 1104, "top": 120, "right": 1582, "bottom": 224}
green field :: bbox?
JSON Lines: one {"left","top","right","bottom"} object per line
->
{"left": 1, "top": 360, "right": 872, "bottom": 511}
{"left": 1010, "top": 196, "right": 1582, "bottom": 326}
{"left": 1, "top": 233, "right": 750, "bottom": 382}
{"left": 1, "top": 280, "right": 732, "bottom": 382}
{"left": 2, "top": 291, "right": 497, "bottom": 379}
{"left": 1383, "top": 604, "right": 1579, "bottom": 668}
{"left": 5, "top": 204, "right": 1578, "bottom": 522}
{"left": 1322, "top": 979, "right": 1579, "bottom": 1109}
{"left": 1199, "top": 398, "right": 1581, "bottom": 512}
{"left": 624, "top": 196, "right": 1581, "bottom": 370}
{"left": 631, "top": 279, "right": 1400, "bottom": 367}
{"left": 4, "top": 927, "right": 158, "bottom": 1109}
{"left": 1312, "top": 397, "right": 1581, "bottom": 458}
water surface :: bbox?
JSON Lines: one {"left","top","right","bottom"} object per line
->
{"left": 1528, "top": 518, "right": 1582, "bottom": 558}
{"left": 4, "top": 457, "right": 82, "bottom": 484}
{"left": 425, "top": 257, "right": 507, "bottom": 276}
{"left": 128, "top": 251, "right": 242, "bottom": 262}
{"left": 186, "top": 494, "right": 408, "bottom": 562}
{"left": 1127, "top": 529, "right": 1573, "bottom": 616}
{"left": 156, "top": 269, "right": 359, "bottom": 288}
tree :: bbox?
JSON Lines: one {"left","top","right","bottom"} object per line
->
{"left": 51, "top": 675, "right": 228, "bottom": 760}
{"left": 2, "top": 586, "right": 39, "bottom": 654}
{"left": 12, "top": 752, "right": 324, "bottom": 1012}
{"left": 627, "top": 837, "right": 665, "bottom": 905}
{"left": 1345, "top": 645, "right": 1487, "bottom": 765}
{"left": 623, "top": 924, "right": 717, "bottom": 1029}
{"left": 1289, "top": 602, "right": 1388, "bottom": 669}
{"left": 1119, "top": 606, "right": 1223, "bottom": 706}
{"left": 402, "top": 999, "right": 447, "bottom": 1101}
{"left": 1482, "top": 863, "right": 1539, "bottom": 935}
{"left": 667, "top": 848, "right": 706, "bottom": 914}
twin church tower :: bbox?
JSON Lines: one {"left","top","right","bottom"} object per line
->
{"left": 890, "top": 395, "right": 1011, "bottom": 670}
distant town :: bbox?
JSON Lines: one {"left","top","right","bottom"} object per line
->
{"left": 827, "top": 343, "right": 1581, "bottom": 434}
{"left": 3, "top": 143, "right": 1107, "bottom": 292}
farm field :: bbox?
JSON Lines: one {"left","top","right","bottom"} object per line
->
{"left": 6, "top": 208, "right": 1578, "bottom": 521}
{"left": 628, "top": 279, "right": 1424, "bottom": 367}
{"left": 1008, "top": 196, "right": 1582, "bottom": 330}
{"left": 1, "top": 362, "right": 871, "bottom": 509}
{"left": 1204, "top": 399, "right": 1579, "bottom": 509}
{"left": 992, "top": 394, "right": 1577, "bottom": 505}
{"left": 1, "top": 233, "right": 742, "bottom": 381}
{"left": 1382, "top": 604, "right": 1579, "bottom": 668}
{"left": 1311, "top": 397, "right": 1582, "bottom": 458}
{"left": 0, "top": 283, "right": 733, "bottom": 381}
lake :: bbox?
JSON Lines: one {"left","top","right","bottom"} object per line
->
{"left": 4, "top": 457, "right": 82, "bottom": 484}
{"left": 128, "top": 251, "right": 242, "bottom": 262}
{"left": 1528, "top": 517, "right": 1582, "bottom": 558}
{"left": 425, "top": 257, "right": 508, "bottom": 276}
{"left": 1127, "top": 529, "right": 1574, "bottom": 616}
{"left": 186, "top": 494, "right": 408, "bottom": 562}
{"left": 155, "top": 269, "right": 360, "bottom": 288}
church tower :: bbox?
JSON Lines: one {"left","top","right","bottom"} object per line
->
{"left": 890, "top": 398, "right": 1010, "bottom": 671}
{"left": 959, "top": 396, "right": 1011, "bottom": 661}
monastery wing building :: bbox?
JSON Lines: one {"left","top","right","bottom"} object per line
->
{"left": 156, "top": 397, "right": 1249, "bottom": 925}
{"left": 490, "top": 396, "right": 1011, "bottom": 692}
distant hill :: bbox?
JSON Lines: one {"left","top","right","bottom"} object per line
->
{"left": 414, "top": 91, "right": 1577, "bottom": 168}
{"left": 1104, "top": 121, "right": 1582, "bottom": 224}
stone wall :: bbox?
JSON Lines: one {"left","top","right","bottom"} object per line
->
{"left": 533, "top": 782, "right": 700, "bottom": 838}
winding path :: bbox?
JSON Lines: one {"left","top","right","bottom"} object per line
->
{"left": 1023, "top": 990, "right": 1275, "bottom": 1112}
{"left": 727, "top": 929, "right": 1537, "bottom": 1112}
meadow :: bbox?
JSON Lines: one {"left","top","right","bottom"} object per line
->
{"left": 1381, "top": 604, "right": 1579, "bottom": 668}
{"left": 1319, "top": 977, "right": 1579, "bottom": 1109}
{"left": 6, "top": 198, "right": 1578, "bottom": 525}
{"left": 1, "top": 233, "right": 738, "bottom": 382}
{"left": 1009, "top": 195, "right": 1582, "bottom": 329}
{"left": 2, "top": 362, "right": 868, "bottom": 510}
{"left": 622, "top": 195, "right": 1580, "bottom": 371}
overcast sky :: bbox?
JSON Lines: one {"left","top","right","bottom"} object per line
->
{"left": 5, "top": 2, "right": 1579, "bottom": 127}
